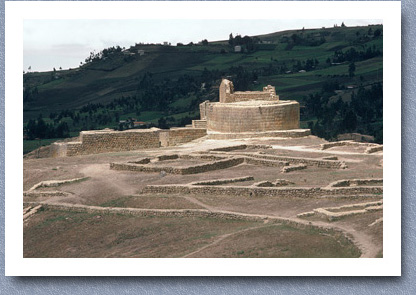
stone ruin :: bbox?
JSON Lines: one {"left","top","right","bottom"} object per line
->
{"left": 196, "top": 79, "right": 309, "bottom": 138}
{"left": 49, "top": 79, "right": 310, "bottom": 157}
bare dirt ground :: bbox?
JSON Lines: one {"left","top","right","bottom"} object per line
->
{"left": 23, "top": 135, "right": 383, "bottom": 258}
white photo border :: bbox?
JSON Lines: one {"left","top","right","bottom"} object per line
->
{"left": 5, "top": 1, "right": 401, "bottom": 276}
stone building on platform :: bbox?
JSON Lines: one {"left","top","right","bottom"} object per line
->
{"left": 193, "top": 79, "right": 309, "bottom": 139}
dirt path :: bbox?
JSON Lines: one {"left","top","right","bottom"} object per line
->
{"left": 79, "top": 163, "right": 140, "bottom": 196}
{"left": 182, "top": 224, "right": 276, "bottom": 258}
{"left": 180, "top": 196, "right": 216, "bottom": 211}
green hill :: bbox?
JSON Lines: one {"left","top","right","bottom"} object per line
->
{"left": 23, "top": 24, "right": 383, "bottom": 152}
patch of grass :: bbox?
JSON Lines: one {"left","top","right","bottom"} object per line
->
{"left": 100, "top": 196, "right": 133, "bottom": 208}
{"left": 34, "top": 210, "right": 96, "bottom": 229}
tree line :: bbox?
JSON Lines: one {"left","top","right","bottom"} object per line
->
{"left": 305, "top": 82, "right": 383, "bottom": 143}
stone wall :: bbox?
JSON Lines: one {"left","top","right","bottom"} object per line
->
{"left": 199, "top": 101, "right": 210, "bottom": 120}
{"left": 219, "top": 79, "right": 278, "bottom": 103}
{"left": 207, "top": 129, "right": 311, "bottom": 139}
{"left": 328, "top": 178, "right": 383, "bottom": 188}
{"left": 282, "top": 164, "right": 307, "bottom": 173}
{"left": 206, "top": 100, "right": 299, "bottom": 133}
{"left": 59, "top": 129, "right": 161, "bottom": 156}
{"left": 243, "top": 156, "right": 289, "bottom": 167}
{"left": 320, "top": 140, "right": 380, "bottom": 150}
{"left": 49, "top": 142, "right": 68, "bottom": 157}
{"left": 163, "top": 127, "right": 207, "bottom": 146}
{"left": 159, "top": 130, "right": 170, "bottom": 147}
{"left": 192, "top": 120, "right": 207, "bottom": 129}
{"left": 50, "top": 127, "right": 207, "bottom": 157}
{"left": 142, "top": 184, "right": 383, "bottom": 198}
{"left": 231, "top": 153, "right": 347, "bottom": 169}
{"left": 191, "top": 176, "right": 254, "bottom": 186}
{"left": 110, "top": 157, "right": 245, "bottom": 175}
{"left": 230, "top": 91, "right": 277, "bottom": 102}
{"left": 365, "top": 145, "right": 383, "bottom": 154}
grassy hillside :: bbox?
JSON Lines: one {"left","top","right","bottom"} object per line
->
{"left": 23, "top": 24, "right": 383, "bottom": 152}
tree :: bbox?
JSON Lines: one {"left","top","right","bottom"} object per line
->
{"left": 341, "top": 110, "right": 357, "bottom": 132}
{"left": 228, "top": 33, "right": 234, "bottom": 47}
{"left": 348, "top": 62, "right": 356, "bottom": 77}
{"left": 158, "top": 117, "right": 168, "bottom": 129}
{"left": 374, "top": 29, "right": 382, "bottom": 37}
{"left": 201, "top": 39, "right": 208, "bottom": 46}
{"left": 326, "top": 57, "right": 331, "bottom": 65}
{"left": 341, "top": 22, "right": 346, "bottom": 27}
{"left": 55, "top": 122, "right": 70, "bottom": 138}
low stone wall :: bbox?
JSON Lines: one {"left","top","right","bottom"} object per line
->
{"left": 157, "top": 154, "right": 179, "bottom": 161}
{"left": 180, "top": 154, "right": 227, "bottom": 161}
{"left": 365, "top": 145, "right": 383, "bottom": 154}
{"left": 253, "top": 179, "right": 294, "bottom": 187}
{"left": 328, "top": 178, "right": 383, "bottom": 188}
{"left": 322, "top": 156, "right": 338, "bottom": 160}
{"left": 142, "top": 184, "right": 383, "bottom": 198}
{"left": 253, "top": 181, "right": 274, "bottom": 187}
{"left": 233, "top": 153, "right": 347, "bottom": 169}
{"left": 191, "top": 176, "right": 254, "bottom": 186}
{"left": 128, "top": 158, "right": 151, "bottom": 164}
{"left": 298, "top": 201, "right": 383, "bottom": 221}
{"left": 111, "top": 157, "right": 245, "bottom": 175}
{"left": 24, "top": 191, "right": 71, "bottom": 198}
{"left": 207, "top": 129, "right": 311, "bottom": 139}
{"left": 320, "top": 140, "right": 380, "bottom": 151}
{"left": 28, "top": 177, "right": 88, "bottom": 191}
{"left": 210, "top": 145, "right": 248, "bottom": 152}
{"left": 210, "top": 144, "right": 272, "bottom": 152}
{"left": 282, "top": 164, "right": 307, "bottom": 173}
{"left": 243, "top": 156, "right": 289, "bottom": 167}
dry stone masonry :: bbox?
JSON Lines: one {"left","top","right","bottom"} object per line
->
{"left": 50, "top": 127, "right": 207, "bottom": 157}
{"left": 297, "top": 201, "right": 383, "bottom": 221}
{"left": 197, "top": 79, "right": 310, "bottom": 138}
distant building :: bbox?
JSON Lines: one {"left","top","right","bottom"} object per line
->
{"left": 234, "top": 45, "right": 242, "bottom": 52}
{"left": 133, "top": 121, "right": 148, "bottom": 128}
{"left": 138, "top": 50, "right": 145, "bottom": 56}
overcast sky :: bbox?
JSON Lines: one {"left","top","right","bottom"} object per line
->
{"left": 24, "top": 19, "right": 381, "bottom": 72}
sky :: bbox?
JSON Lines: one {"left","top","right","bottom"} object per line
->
{"left": 24, "top": 19, "right": 382, "bottom": 72}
